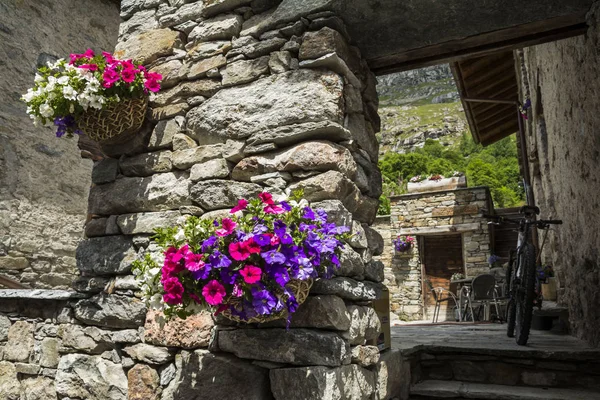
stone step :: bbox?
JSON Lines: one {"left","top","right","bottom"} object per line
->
{"left": 410, "top": 380, "right": 600, "bottom": 400}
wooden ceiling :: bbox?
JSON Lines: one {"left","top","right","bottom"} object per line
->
{"left": 451, "top": 51, "right": 520, "bottom": 146}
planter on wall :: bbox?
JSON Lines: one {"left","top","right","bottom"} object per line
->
{"left": 407, "top": 176, "right": 467, "bottom": 194}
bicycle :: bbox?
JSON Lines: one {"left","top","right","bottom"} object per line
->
{"left": 483, "top": 206, "right": 562, "bottom": 346}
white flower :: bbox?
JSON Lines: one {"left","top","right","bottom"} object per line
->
{"left": 22, "top": 89, "right": 35, "bottom": 102}
{"left": 34, "top": 74, "right": 44, "bottom": 83}
{"left": 62, "top": 86, "right": 77, "bottom": 101}
{"left": 57, "top": 76, "right": 69, "bottom": 85}
{"left": 39, "top": 103, "right": 54, "bottom": 118}
{"left": 149, "top": 294, "right": 164, "bottom": 311}
{"left": 174, "top": 228, "right": 186, "bottom": 242}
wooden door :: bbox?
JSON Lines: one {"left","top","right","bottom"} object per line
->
{"left": 422, "top": 235, "right": 464, "bottom": 318}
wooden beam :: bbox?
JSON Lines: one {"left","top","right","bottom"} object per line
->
{"left": 371, "top": 15, "right": 587, "bottom": 75}
{"left": 0, "top": 275, "right": 27, "bottom": 289}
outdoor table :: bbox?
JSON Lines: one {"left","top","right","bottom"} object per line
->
{"left": 451, "top": 278, "right": 473, "bottom": 322}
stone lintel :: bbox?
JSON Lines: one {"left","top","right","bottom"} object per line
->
{"left": 399, "top": 223, "right": 481, "bottom": 236}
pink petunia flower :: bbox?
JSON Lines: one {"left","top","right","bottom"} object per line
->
{"left": 102, "top": 51, "right": 115, "bottom": 64}
{"left": 184, "top": 252, "right": 205, "bottom": 272}
{"left": 232, "top": 283, "right": 243, "bottom": 297}
{"left": 202, "top": 280, "right": 226, "bottom": 306}
{"left": 245, "top": 238, "right": 261, "bottom": 254}
{"left": 83, "top": 48, "right": 95, "bottom": 58}
{"left": 240, "top": 265, "right": 262, "bottom": 284}
{"left": 144, "top": 79, "right": 160, "bottom": 92}
{"left": 229, "top": 241, "right": 250, "bottom": 261}
{"left": 79, "top": 64, "right": 98, "bottom": 71}
{"left": 102, "top": 68, "right": 120, "bottom": 88}
{"left": 216, "top": 218, "right": 237, "bottom": 237}
{"left": 145, "top": 71, "right": 162, "bottom": 81}
{"left": 230, "top": 199, "right": 248, "bottom": 213}
{"left": 258, "top": 192, "right": 274, "bottom": 205}
{"left": 121, "top": 67, "right": 137, "bottom": 83}
{"left": 264, "top": 204, "right": 285, "bottom": 214}
{"left": 163, "top": 277, "right": 184, "bottom": 305}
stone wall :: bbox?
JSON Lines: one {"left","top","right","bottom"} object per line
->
{"left": 387, "top": 187, "right": 493, "bottom": 320}
{"left": 520, "top": 1, "right": 600, "bottom": 347}
{"left": 0, "top": 0, "right": 120, "bottom": 288}
{"left": 0, "top": 1, "right": 409, "bottom": 399}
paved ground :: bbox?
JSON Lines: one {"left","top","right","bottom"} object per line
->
{"left": 391, "top": 322, "right": 600, "bottom": 360}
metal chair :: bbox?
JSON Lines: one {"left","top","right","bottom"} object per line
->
{"left": 426, "top": 279, "right": 460, "bottom": 323}
{"left": 460, "top": 274, "right": 501, "bottom": 322}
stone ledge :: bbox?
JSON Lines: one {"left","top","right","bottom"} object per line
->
{"left": 0, "top": 289, "right": 88, "bottom": 300}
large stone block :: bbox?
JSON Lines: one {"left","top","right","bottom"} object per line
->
{"left": 300, "top": 27, "right": 355, "bottom": 69}
{"left": 172, "top": 144, "right": 224, "bottom": 169}
{"left": 311, "top": 277, "right": 384, "bottom": 301}
{"left": 190, "top": 158, "right": 231, "bottom": 181}
{"left": 117, "top": 211, "right": 184, "bottom": 235}
{"left": 56, "top": 354, "right": 128, "bottom": 400}
{"left": 161, "top": 350, "right": 272, "bottom": 400}
{"left": 0, "top": 361, "right": 20, "bottom": 400}
{"left": 74, "top": 293, "right": 147, "bottom": 329}
{"left": 58, "top": 324, "right": 114, "bottom": 354}
{"left": 246, "top": 121, "right": 352, "bottom": 149}
{"left": 345, "top": 305, "right": 381, "bottom": 345}
{"left": 264, "top": 295, "right": 351, "bottom": 331}
{"left": 4, "top": 321, "right": 34, "bottom": 362}
{"left": 19, "top": 376, "right": 56, "bottom": 400}
{"left": 372, "top": 349, "right": 410, "bottom": 400}
{"left": 115, "top": 28, "right": 182, "bottom": 65}
{"left": 270, "top": 364, "right": 375, "bottom": 400}
{"left": 144, "top": 309, "right": 214, "bottom": 349}
{"left": 190, "top": 180, "right": 262, "bottom": 210}
{"left": 88, "top": 173, "right": 191, "bottom": 215}
{"left": 123, "top": 343, "right": 174, "bottom": 365}
{"left": 128, "top": 364, "right": 160, "bottom": 400}
{"left": 348, "top": 220, "right": 368, "bottom": 249}
{"left": 187, "top": 69, "right": 343, "bottom": 143}
{"left": 351, "top": 345, "right": 380, "bottom": 367}
{"left": 151, "top": 80, "right": 222, "bottom": 106}
{"left": 0, "top": 314, "right": 10, "bottom": 341}
{"left": 92, "top": 158, "right": 120, "bottom": 184}
{"left": 218, "top": 328, "right": 349, "bottom": 366}
{"left": 312, "top": 200, "right": 353, "bottom": 229}
{"left": 363, "top": 224, "right": 384, "bottom": 255}
{"left": 336, "top": 245, "right": 365, "bottom": 279}
{"left": 364, "top": 260, "right": 385, "bottom": 283}
{"left": 189, "top": 13, "right": 243, "bottom": 43}
{"left": 76, "top": 236, "right": 137, "bottom": 276}
{"left": 120, "top": 151, "right": 173, "bottom": 177}
{"left": 233, "top": 141, "right": 357, "bottom": 181}
{"left": 203, "top": 0, "right": 253, "bottom": 17}
{"left": 158, "top": 1, "right": 205, "bottom": 27}
{"left": 222, "top": 56, "right": 270, "bottom": 86}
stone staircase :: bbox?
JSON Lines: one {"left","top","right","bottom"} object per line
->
{"left": 391, "top": 323, "right": 600, "bottom": 400}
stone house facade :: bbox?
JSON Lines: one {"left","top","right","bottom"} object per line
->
{"left": 384, "top": 187, "right": 493, "bottom": 321}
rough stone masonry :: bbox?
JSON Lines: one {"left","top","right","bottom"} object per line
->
{"left": 0, "top": 0, "right": 409, "bottom": 399}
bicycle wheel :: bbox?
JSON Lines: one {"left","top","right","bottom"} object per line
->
{"left": 515, "top": 243, "right": 537, "bottom": 345}
{"left": 506, "top": 252, "right": 516, "bottom": 337}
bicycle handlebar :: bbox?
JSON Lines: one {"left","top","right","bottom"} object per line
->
{"left": 539, "top": 219, "right": 563, "bottom": 225}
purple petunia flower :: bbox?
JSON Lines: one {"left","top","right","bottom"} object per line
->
{"left": 303, "top": 207, "right": 316, "bottom": 220}
{"left": 253, "top": 224, "right": 268, "bottom": 234}
{"left": 252, "top": 289, "right": 277, "bottom": 315}
{"left": 254, "top": 234, "right": 271, "bottom": 246}
{"left": 280, "top": 201, "right": 292, "bottom": 211}
{"left": 201, "top": 236, "right": 218, "bottom": 253}
{"left": 261, "top": 250, "right": 286, "bottom": 265}
{"left": 316, "top": 209, "right": 328, "bottom": 223}
{"left": 209, "top": 251, "right": 232, "bottom": 269}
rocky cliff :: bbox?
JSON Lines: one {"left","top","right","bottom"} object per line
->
{"left": 377, "top": 65, "right": 468, "bottom": 155}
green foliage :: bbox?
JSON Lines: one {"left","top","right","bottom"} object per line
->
{"left": 378, "top": 134, "right": 525, "bottom": 213}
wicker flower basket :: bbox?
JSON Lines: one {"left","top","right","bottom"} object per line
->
{"left": 78, "top": 97, "right": 147, "bottom": 144}
{"left": 221, "top": 279, "right": 313, "bottom": 324}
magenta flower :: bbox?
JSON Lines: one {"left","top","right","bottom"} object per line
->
{"left": 144, "top": 79, "right": 160, "bottom": 92}
{"left": 258, "top": 192, "right": 274, "bottom": 205}
{"left": 102, "top": 51, "right": 115, "bottom": 64}
{"left": 240, "top": 265, "right": 262, "bottom": 284}
{"left": 202, "top": 280, "right": 226, "bottom": 306}
{"left": 216, "top": 218, "right": 237, "bottom": 237}
{"left": 264, "top": 204, "right": 285, "bottom": 214}
{"left": 83, "top": 48, "right": 95, "bottom": 58}
{"left": 102, "top": 68, "right": 120, "bottom": 88}
{"left": 121, "top": 67, "right": 137, "bottom": 83}
{"left": 185, "top": 252, "right": 205, "bottom": 272}
{"left": 229, "top": 241, "right": 250, "bottom": 261}
{"left": 230, "top": 199, "right": 248, "bottom": 213}
{"left": 163, "top": 277, "right": 184, "bottom": 305}
{"left": 232, "top": 283, "right": 243, "bottom": 297}
{"left": 79, "top": 64, "right": 98, "bottom": 71}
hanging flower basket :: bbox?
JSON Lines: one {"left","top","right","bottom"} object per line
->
{"left": 133, "top": 190, "right": 352, "bottom": 325}
{"left": 78, "top": 96, "right": 148, "bottom": 144}
{"left": 393, "top": 235, "right": 415, "bottom": 253}
{"left": 221, "top": 278, "right": 313, "bottom": 324}
{"left": 22, "top": 49, "right": 161, "bottom": 142}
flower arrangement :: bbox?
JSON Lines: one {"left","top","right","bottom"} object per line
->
{"left": 410, "top": 175, "right": 426, "bottom": 183}
{"left": 536, "top": 264, "right": 554, "bottom": 282}
{"left": 451, "top": 272, "right": 465, "bottom": 281}
{"left": 393, "top": 235, "right": 415, "bottom": 252}
{"left": 488, "top": 254, "right": 503, "bottom": 268}
{"left": 133, "top": 190, "right": 351, "bottom": 325}
{"left": 428, "top": 174, "right": 444, "bottom": 181}
{"left": 21, "top": 49, "right": 162, "bottom": 138}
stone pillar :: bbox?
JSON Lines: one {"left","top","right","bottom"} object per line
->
{"left": 73, "top": 1, "right": 400, "bottom": 399}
